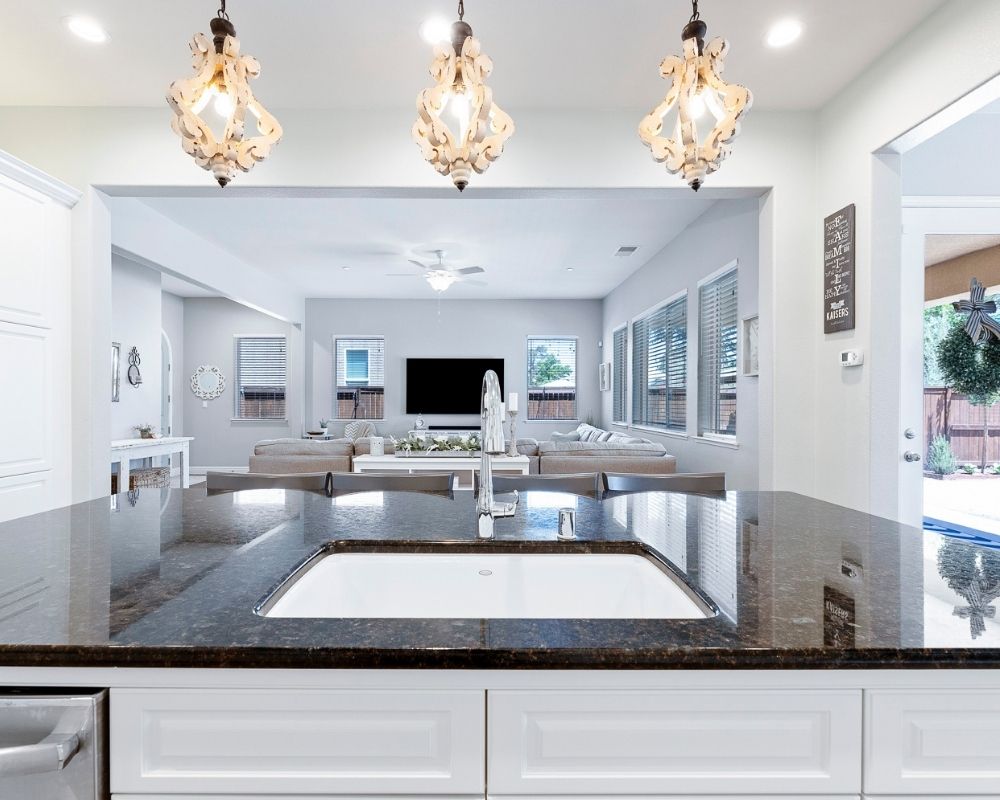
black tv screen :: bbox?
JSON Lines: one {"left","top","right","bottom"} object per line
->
{"left": 406, "top": 358, "right": 504, "bottom": 415}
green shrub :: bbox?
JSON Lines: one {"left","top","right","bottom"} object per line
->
{"left": 927, "top": 436, "right": 957, "bottom": 475}
{"left": 961, "top": 463, "right": 978, "bottom": 475}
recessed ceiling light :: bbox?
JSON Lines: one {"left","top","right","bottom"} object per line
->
{"left": 420, "top": 17, "right": 452, "bottom": 45}
{"left": 341, "top": 266, "right": 351, "bottom": 271}
{"left": 766, "top": 19, "right": 802, "bottom": 48}
{"left": 566, "top": 267, "right": 575, "bottom": 272}
{"left": 63, "top": 15, "right": 109, "bottom": 43}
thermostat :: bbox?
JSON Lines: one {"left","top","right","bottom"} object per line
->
{"left": 840, "top": 349, "right": 864, "bottom": 367}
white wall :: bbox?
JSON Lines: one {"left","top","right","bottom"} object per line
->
{"left": 305, "top": 299, "right": 602, "bottom": 439}
{"left": 110, "top": 254, "right": 161, "bottom": 440}
{"left": 161, "top": 291, "right": 184, "bottom": 437}
{"left": 602, "top": 199, "right": 760, "bottom": 489}
{"left": 183, "top": 298, "right": 303, "bottom": 468}
{"left": 902, "top": 112, "right": 1000, "bottom": 197}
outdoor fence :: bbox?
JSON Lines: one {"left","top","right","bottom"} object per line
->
{"left": 336, "top": 387, "right": 385, "bottom": 420}
{"left": 924, "top": 387, "right": 1000, "bottom": 464}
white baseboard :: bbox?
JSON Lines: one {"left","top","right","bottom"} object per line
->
{"left": 190, "top": 466, "right": 249, "bottom": 476}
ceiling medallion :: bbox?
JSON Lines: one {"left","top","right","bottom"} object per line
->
{"left": 638, "top": 0, "right": 752, "bottom": 191}
{"left": 413, "top": 0, "right": 514, "bottom": 191}
{"left": 166, "top": 0, "right": 282, "bottom": 187}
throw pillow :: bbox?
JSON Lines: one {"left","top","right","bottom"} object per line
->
{"left": 551, "top": 430, "right": 581, "bottom": 442}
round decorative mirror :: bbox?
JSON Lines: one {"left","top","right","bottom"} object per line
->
{"left": 190, "top": 365, "right": 226, "bottom": 400}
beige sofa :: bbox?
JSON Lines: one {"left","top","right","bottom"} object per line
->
{"left": 249, "top": 438, "right": 353, "bottom": 474}
{"left": 518, "top": 424, "right": 676, "bottom": 475}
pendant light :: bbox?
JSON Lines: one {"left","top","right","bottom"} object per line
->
{"left": 412, "top": 0, "right": 514, "bottom": 191}
{"left": 638, "top": 0, "right": 752, "bottom": 191}
{"left": 166, "top": 1, "right": 282, "bottom": 187}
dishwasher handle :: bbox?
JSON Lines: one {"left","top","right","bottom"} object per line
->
{"left": 0, "top": 732, "right": 81, "bottom": 777}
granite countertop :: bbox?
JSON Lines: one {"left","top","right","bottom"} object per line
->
{"left": 1, "top": 487, "right": 998, "bottom": 669}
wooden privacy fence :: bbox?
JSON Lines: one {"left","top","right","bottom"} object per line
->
{"left": 924, "top": 387, "right": 1000, "bottom": 464}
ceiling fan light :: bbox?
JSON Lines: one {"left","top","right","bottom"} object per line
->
{"left": 427, "top": 272, "right": 458, "bottom": 292}
{"left": 165, "top": 1, "right": 282, "bottom": 187}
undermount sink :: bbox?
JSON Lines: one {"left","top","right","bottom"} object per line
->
{"left": 259, "top": 544, "right": 715, "bottom": 620}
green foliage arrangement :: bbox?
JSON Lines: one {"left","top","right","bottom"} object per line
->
{"left": 391, "top": 433, "right": 481, "bottom": 455}
{"left": 927, "top": 436, "right": 957, "bottom": 475}
{"left": 960, "top": 463, "right": 978, "bottom": 475}
{"left": 936, "top": 323, "right": 1000, "bottom": 405}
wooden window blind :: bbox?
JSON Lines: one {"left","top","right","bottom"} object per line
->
{"left": 698, "top": 268, "right": 739, "bottom": 438}
{"left": 235, "top": 336, "right": 287, "bottom": 419}
{"left": 631, "top": 296, "right": 687, "bottom": 431}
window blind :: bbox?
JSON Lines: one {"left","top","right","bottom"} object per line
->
{"left": 631, "top": 296, "right": 686, "bottom": 431}
{"left": 698, "top": 269, "right": 738, "bottom": 437}
{"left": 334, "top": 337, "right": 385, "bottom": 420}
{"left": 612, "top": 326, "right": 628, "bottom": 424}
{"left": 235, "top": 336, "right": 287, "bottom": 419}
{"left": 527, "top": 336, "right": 577, "bottom": 420}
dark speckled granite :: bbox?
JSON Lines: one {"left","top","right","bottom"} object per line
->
{"left": 0, "top": 488, "right": 998, "bottom": 669}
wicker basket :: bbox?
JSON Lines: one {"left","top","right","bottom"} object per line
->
{"left": 112, "top": 466, "right": 170, "bottom": 493}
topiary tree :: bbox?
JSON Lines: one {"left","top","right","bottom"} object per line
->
{"left": 927, "top": 435, "right": 957, "bottom": 475}
{"left": 936, "top": 323, "right": 1000, "bottom": 472}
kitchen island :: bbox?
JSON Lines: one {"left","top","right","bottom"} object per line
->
{"left": 1, "top": 487, "right": 999, "bottom": 797}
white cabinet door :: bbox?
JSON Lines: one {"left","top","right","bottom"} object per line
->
{"left": 488, "top": 689, "right": 862, "bottom": 795}
{"left": 110, "top": 688, "right": 485, "bottom": 796}
{"left": 865, "top": 689, "right": 1000, "bottom": 794}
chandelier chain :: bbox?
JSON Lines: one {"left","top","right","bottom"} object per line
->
{"left": 457, "top": 0, "right": 465, "bottom": 20}
{"left": 217, "top": 0, "right": 229, "bottom": 20}
{"left": 689, "top": 0, "right": 700, "bottom": 22}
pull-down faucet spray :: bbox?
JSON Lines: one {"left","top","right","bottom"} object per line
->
{"left": 477, "top": 370, "right": 517, "bottom": 539}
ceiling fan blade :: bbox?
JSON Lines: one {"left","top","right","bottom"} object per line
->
{"left": 460, "top": 279, "right": 488, "bottom": 287}
{"left": 385, "top": 273, "right": 421, "bottom": 277}
{"left": 454, "top": 266, "right": 485, "bottom": 275}
{"left": 408, "top": 259, "right": 431, "bottom": 271}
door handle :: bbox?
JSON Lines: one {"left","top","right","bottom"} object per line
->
{"left": 0, "top": 732, "right": 81, "bottom": 777}
{"left": 904, "top": 451, "right": 921, "bottom": 463}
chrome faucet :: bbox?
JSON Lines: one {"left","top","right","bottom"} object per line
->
{"left": 477, "top": 370, "right": 517, "bottom": 539}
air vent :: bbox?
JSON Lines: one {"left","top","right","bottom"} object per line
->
{"left": 615, "top": 246, "right": 639, "bottom": 257}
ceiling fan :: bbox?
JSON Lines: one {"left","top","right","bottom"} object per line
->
{"left": 387, "top": 250, "right": 486, "bottom": 292}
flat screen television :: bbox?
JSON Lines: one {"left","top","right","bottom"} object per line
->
{"left": 405, "top": 358, "right": 504, "bottom": 415}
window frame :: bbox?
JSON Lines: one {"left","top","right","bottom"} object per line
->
{"left": 333, "top": 335, "right": 386, "bottom": 421}
{"left": 628, "top": 290, "right": 689, "bottom": 436}
{"left": 232, "top": 334, "right": 288, "bottom": 422}
{"left": 696, "top": 261, "right": 740, "bottom": 444}
{"left": 526, "top": 335, "right": 579, "bottom": 422}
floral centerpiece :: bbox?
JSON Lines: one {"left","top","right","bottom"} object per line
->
{"left": 391, "top": 433, "right": 481, "bottom": 458}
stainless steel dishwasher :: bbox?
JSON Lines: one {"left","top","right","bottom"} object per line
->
{"left": 0, "top": 690, "right": 107, "bottom": 799}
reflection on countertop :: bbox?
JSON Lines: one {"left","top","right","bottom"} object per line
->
{"left": 0, "top": 486, "right": 998, "bottom": 669}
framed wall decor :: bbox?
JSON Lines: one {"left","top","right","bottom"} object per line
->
{"left": 599, "top": 362, "right": 611, "bottom": 392}
{"left": 741, "top": 315, "right": 759, "bottom": 377}
{"left": 111, "top": 342, "right": 121, "bottom": 402}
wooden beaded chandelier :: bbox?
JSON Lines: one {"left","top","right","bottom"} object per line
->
{"left": 166, "top": 0, "right": 282, "bottom": 187}
{"left": 412, "top": 0, "right": 514, "bottom": 192}
{"left": 638, "top": 0, "right": 752, "bottom": 191}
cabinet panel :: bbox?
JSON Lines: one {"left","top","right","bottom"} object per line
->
{"left": 866, "top": 690, "right": 1000, "bottom": 794}
{"left": 488, "top": 690, "right": 862, "bottom": 795}
{"left": 111, "top": 688, "right": 485, "bottom": 796}
{"left": 0, "top": 173, "right": 48, "bottom": 328}
{"left": 0, "top": 322, "right": 51, "bottom": 479}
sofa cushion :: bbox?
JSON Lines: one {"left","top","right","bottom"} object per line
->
{"left": 539, "top": 440, "right": 667, "bottom": 457}
{"left": 576, "top": 423, "right": 606, "bottom": 442}
{"left": 253, "top": 438, "right": 353, "bottom": 457}
{"left": 551, "top": 430, "right": 581, "bottom": 442}
{"left": 516, "top": 438, "right": 540, "bottom": 456}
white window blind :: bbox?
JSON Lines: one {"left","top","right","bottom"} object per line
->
{"left": 698, "top": 268, "right": 738, "bottom": 437}
{"left": 235, "top": 336, "right": 287, "bottom": 419}
{"left": 527, "top": 336, "right": 577, "bottom": 420}
{"left": 335, "top": 336, "right": 385, "bottom": 420}
{"left": 612, "top": 326, "right": 628, "bottom": 424}
{"left": 631, "top": 296, "right": 687, "bottom": 431}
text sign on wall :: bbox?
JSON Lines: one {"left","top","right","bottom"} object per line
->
{"left": 823, "top": 204, "right": 856, "bottom": 334}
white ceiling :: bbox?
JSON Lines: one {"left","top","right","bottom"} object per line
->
{"left": 161, "top": 272, "right": 218, "bottom": 298}
{"left": 0, "top": 0, "right": 943, "bottom": 111}
{"left": 925, "top": 235, "right": 1000, "bottom": 268}
{"left": 137, "top": 194, "right": 719, "bottom": 299}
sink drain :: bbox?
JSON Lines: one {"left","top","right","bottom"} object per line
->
{"left": 478, "top": 569, "right": 493, "bottom": 576}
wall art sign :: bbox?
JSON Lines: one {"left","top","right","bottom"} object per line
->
{"left": 823, "top": 204, "right": 856, "bottom": 334}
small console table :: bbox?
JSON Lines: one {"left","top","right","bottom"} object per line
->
{"left": 111, "top": 437, "right": 194, "bottom": 490}
{"left": 352, "top": 454, "right": 529, "bottom": 491}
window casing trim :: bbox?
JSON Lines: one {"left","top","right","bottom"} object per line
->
{"left": 526, "top": 334, "right": 579, "bottom": 422}
{"left": 333, "top": 334, "right": 386, "bottom": 421}
{"left": 232, "top": 334, "right": 288, "bottom": 421}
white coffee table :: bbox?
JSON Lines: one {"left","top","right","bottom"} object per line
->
{"left": 352, "top": 454, "right": 529, "bottom": 491}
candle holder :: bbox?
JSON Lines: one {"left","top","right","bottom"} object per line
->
{"left": 507, "top": 409, "right": 519, "bottom": 457}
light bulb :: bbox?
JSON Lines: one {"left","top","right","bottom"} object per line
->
{"left": 688, "top": 91, "right": 707, "bottom": 119}
{"left": 192, "top": 75, "right": 234, "bottom": 118}
{"left": 427, "top": 272, "right": 457, "bottom": 292}
{"left": 213, "top": 89, "right": 234, "bottom": 118}
{"left": 444, "top": 87, "right": 472, "bottom": 141}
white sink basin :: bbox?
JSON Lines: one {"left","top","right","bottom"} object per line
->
{"left": 263, "top": 550, "right": 712, "bottom": 619}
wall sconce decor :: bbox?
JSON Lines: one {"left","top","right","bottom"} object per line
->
{"left": 638, "top": 0, "right": 752, "bottom": 190}
{"left": 111, "top": 342, "right": 121, "bottom": 402}
{"left": 127, "top": 347, "right": 143, "bottom": 387}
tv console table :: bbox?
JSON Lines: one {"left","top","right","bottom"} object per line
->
{"left": 352, "top": 454, "right": 529, "bottom": 491}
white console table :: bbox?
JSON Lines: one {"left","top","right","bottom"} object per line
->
{"left": 111, "top": 437, "right": 193, "bottom": 490}
{"left": 353, "top": 454, "right": 529, "bottom": 490}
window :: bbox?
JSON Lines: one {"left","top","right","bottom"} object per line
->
{"left": 234, "top": 336, "right": 287, "bottom": 419}
{"left": 698, "top": 267, "right": 738, "bottom": 438}
{"left": 632, "top": 295, "right": 687, "bottom": 431}
{"left": 612, "top": 326, "right": 628, "bottom": 424}
{"left": 527, "top": 336, "right": 577, "bottom": 420}
{"left": 335, "top": 336, "right": 385, "bottom": 419}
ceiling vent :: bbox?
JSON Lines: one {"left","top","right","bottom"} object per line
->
{"left": 615, "top": 246, "right": 639, "bottom": 257}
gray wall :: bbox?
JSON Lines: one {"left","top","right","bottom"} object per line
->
{"left": 305, "top": 299, "right": 603, "bottom": 439}
{"left": 602, "top": 199, "right": 760, "bottom": 489}
{"left": 161, "top": 291, "right": 184, "bottom": 437}
{"left": 183, "top": 297, "right": 303, "bottom": 468}
{"left": 111, "top": 254, "right": 161, "bottom": 440}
